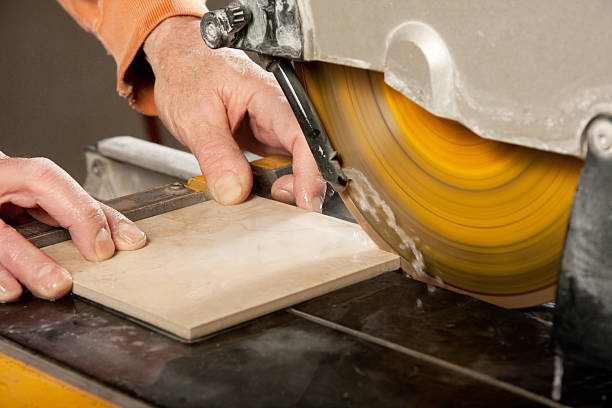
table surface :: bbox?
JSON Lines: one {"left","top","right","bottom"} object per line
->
{"left": 1, "top": 194, "right": 610, "bottom": 408}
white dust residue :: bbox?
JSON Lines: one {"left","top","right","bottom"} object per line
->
{"left": 352, "top": 230, "right": 375, "bottom": 246}
{"left": 344, "top": 168, "right": 426, "bottom": 278}
{"left": 552, "top": 349, "right": 564, "bottom": 401}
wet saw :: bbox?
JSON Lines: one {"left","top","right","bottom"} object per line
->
{"left": 200, "top": 1, "right": 612, "bottom": 368}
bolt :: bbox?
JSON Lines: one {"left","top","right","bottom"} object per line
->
{"left": 169, "top": 182, "right": 183, "bottom": 190}
{"left": 205, "top": 21, "right": 220, "bottom": 41}
{"left": 91, "top": 160, "right": 104, "bottom": 177}
{"left": 588, "top": 117, "right": 612, "bottom": 153}
{"left": 597, "top": 132, "right": 612, "bottom": 151}
{"left": 200, "top": 4, "right": 252, "bottom": 49}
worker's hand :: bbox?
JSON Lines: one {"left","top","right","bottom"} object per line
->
{"left": 0, "top": 154, "right": 147, "bottom": 302}
{"left": 144, "top": 16, "right": 327, "bottom": 212}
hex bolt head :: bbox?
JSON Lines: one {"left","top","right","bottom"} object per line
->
{"left": 201, "top": 4, "right": 252, "bottom": 49}
{"left": 201, "top": 11, "right": 228, "bottom": 49}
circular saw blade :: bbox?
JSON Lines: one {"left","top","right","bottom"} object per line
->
{"left": 298, "top": 62, "right": 583, "bottom": 307}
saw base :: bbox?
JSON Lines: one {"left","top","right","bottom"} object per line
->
{"left": 2, "top": 268, "right": 609, "bottom": 407}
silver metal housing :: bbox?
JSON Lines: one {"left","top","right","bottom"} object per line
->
{"left": 234, "top": 0, "right": 612, "bottom": 158}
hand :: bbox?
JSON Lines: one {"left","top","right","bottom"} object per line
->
{"left": 143, "top": 16, "right": 326, "bottom": 212}
{"left": 0, "top": 154, "right": 147, "bottom": 302}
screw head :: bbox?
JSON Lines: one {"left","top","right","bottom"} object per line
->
{"left": 588, "top": 117, "right": 612, "bottom": 153}
{"left": 597, "top": 132, "right": 612, "bottom": 151}
{"left": 205, "top": 21, "right": 220, "bottom": 41}
{"left": 91, "top": 160, "right": 104, "bottom": 176}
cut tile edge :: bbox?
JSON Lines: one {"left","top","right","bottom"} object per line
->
{"left": 73, "top": 252, "right": 399, "bottom": 341}
{"left": 72, "top": 283, "right": 192, "bottom": 340}
{"left": 187, "top": 252, "right": 400, "bottom": 340}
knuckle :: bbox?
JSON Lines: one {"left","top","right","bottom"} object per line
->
{"left": 196, "top": 143, "right": 242, "bottom": 175}
{"left": 0, "top": 156, "right": 21, "bottom": 171}
{"left": 0, "top": 223, "right": 21, "bottom": 265}
{"left": 75, "top": 199, "right": 106, "bottom": 227}
{"left": 28, "top": 159, "right": 105, "bottom": 228}
{"left": 100, "top": 203, "right": 128, "bottom": 224}
{"left": 28, "top": 157, "right": 63, "bottom": 180}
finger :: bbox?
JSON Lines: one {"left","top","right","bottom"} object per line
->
{"left": 27, "top": 207, "right": 60, "bottom": 227}
{"left": 0, "top": 267, "right": 22, "bottom": 303}
{"left": 0, "top": 157, "right": 115, "bottom": 261}
{"left": 100, "top": 204, "right": 147, "bottom": 251}
{"left": 248, "top": 92, "right": 326, "bottom": 211}
{"left": 291, "top": 137, "right": 327, "bottom": 212}
{"left": 28, "top": 205, "right": 147, "bottom": 252}
{"left": 187, "top": 99, "right": 253, "bottom": 205}
{"left": 234, "top": 115, "right": 289, "bottom": 157}
{"left": 0, "top": 220, "right": 72, "bottom": 300}
{"left": 271, "top": 174, "right": 296, "bottom": 204}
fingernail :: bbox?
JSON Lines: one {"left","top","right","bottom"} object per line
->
{"left": 95, "top": 227, "right": 115, "bottom": 260}
{"left": 213, "top": 172, "right": 244, "bottom": 205}
{"left": 311, "top": 196, "right": 324, "bottom": 213}
{"left": 115, "top": 223, "right": 147, "bottom": 250}
{"left": 275, "top": 188, "right": 295, "bottom": 204}
{"left": 35, "top": 264, "right": 72, "bottom": 300}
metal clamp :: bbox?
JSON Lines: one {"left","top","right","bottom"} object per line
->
{"left": 265, "top": 58, "right": 347, "bottom": 191}
{"left": 553, "top": 115, "right": 612, "bottom": 369}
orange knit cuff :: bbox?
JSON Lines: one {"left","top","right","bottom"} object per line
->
{"left": 96, "top": 0, "right": 207, "bottom": 115}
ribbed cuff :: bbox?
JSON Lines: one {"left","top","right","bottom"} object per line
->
{"left": 96, "top": 0, "right": 207, "bottom": 115}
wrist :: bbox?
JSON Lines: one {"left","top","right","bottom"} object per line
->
{"left": 144, "top": 16, "right": 206, "bottom": 72}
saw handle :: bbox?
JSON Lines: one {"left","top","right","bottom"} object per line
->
{"left": 266, "top": 59, "right": 347, "bottom": 192}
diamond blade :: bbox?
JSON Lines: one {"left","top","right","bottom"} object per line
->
{"left": 298, "top": 62, "right": 583, "bottom": 307}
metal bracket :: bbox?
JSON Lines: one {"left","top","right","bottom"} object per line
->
{"left": 201, "top": 2, "right": 252, "bottom": 49}
{"left": 265, "top": 58, "right": 347, "bottom": 191}
{"left": 201, "top": 0, "right": 304, "bottom": 59}
{"left": 553, "top": 115, "right": 612, "bottom": 369}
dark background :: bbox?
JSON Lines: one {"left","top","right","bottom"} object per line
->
{"left": 0, "top": 0, "right": 227, "bottom": 182}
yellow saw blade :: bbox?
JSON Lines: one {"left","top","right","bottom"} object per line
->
{"left": 297, "top": 62, "right": 583, "bottom": 308}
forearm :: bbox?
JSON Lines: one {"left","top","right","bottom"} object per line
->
{"left": 56, "top": 0, "right": 207, "bottom": 114}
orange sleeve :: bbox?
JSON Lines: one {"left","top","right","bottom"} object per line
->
{"left": 56, "top": 0, "right": 207, "bottom": 115}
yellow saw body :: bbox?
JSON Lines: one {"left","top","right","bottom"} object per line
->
{"left": 298, "top": 62, "right": 583, "bottom": 308}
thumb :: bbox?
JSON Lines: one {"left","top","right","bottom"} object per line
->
{"left": 187, "top": 102, "right": 253, "bottom": 205}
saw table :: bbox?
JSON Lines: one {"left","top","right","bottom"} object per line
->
{"left": 1, "top": 175, "right": 610, "bottom": 407}
{"left": 1, "top": 218, "right": 611, "bottom": 407}
{"left": 4, "top": 0, "right": 612, "bottom": 403}
{"left": 2, "top": 137, "right": 612, "bottom": 407}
